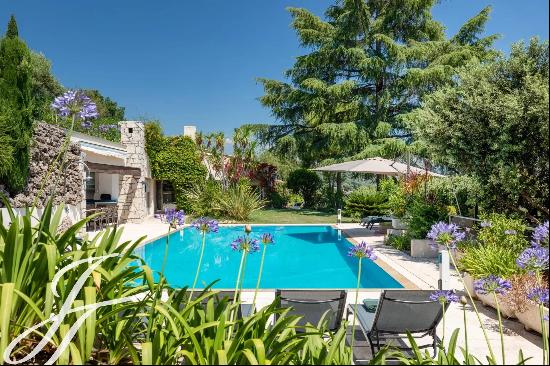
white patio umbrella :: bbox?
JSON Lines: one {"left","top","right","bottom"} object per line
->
{"left": 312, "top": 157, "right": 445, "bottom": 177}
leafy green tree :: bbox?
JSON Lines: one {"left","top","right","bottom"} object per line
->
{"left": 258, "top": 0, "right": 497, "bottom": 205}
{"left": 30, "top": 51, "right": 64, "bottom": 120}
{"left": 259, "top": 0, "right": 496, "bottom": 164}
{"left": 0, "top": 15, "right": 33, "bottom": 193}
{"left": 286, "top": 168, "right": 322, "bottom": 208}
{"left": 405, "top": 38, "right": 549, "bottom": 222}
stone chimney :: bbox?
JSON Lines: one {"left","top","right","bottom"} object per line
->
{"left": 183, "top": 125, "right": 197, "bottom": 140}
{"left": 119, "top": 121, "right": 151, "bottom": 223}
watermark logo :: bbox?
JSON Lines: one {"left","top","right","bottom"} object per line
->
{"left": 4, "top": 254, "right": 138, "bottom": 365}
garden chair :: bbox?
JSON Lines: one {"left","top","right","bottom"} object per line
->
{"left": 275, "top": 290, "right": 347, "bottom": 332}
{"left": 346, "top": 290, "right": 447, "bottom": 357}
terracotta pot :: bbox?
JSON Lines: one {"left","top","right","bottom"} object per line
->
{"left": 475, "top": 291, "right": 516, "bottom": 319}
{"left": 462, "top": 273, "right": 478, "bottom": 300}
{"left": 516, "top": 303, "right": 549, "bottom": 334}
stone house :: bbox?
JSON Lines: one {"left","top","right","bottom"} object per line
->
{"left": 1, "top": 121, "right": 196, "bottom": 227}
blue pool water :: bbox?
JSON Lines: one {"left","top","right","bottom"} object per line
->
{"left": 134, "top": 225, "right": 403, "bottom": 289}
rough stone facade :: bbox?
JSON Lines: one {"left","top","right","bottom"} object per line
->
{"left": 10, "top": 122, "right": 84, "bottom": 209}
{"left": 118, "top": 121, "right": 151, "bottom": 223}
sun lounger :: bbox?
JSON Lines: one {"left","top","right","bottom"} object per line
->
{"left": 275, "top": 290, "right": 347, "bottom": 332}
{"left": 347, "top": 290, "right": 447, "bottom": 356}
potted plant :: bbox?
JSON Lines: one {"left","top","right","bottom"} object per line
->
{"left": 505, "top": 273, "right": 549, "bottom": 334}
{"left": 458, "top": 244, "right": 520, "bottom": 318}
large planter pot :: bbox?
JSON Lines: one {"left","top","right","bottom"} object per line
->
{"left": 462, "top": 273, "right": 478, "bottom": 300}
{"left": 391, "top": 218, "right": 407, "bottom": 230}
{"left": 516, "top": 303, "right": 549, "bottom": 334}
{"left": 410, "top": 239, "right": 438, "bottom": 258}
{"left": 475, "top": 291, "right": 516, "bottom": 319}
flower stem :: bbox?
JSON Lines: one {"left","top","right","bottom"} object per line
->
{"left": 228, "top": 250, "right": 247, "bottom": 338}
{"left": 188, "top": 232, "right": 207, "bottom": 303}
{"left": 147, "top": 225, "right": 171, "bottom": 341}
{"left": 351, "top": 258, "right": 362, "bottom": 350}
{"left": 442, "top": 302, "right": 446, "bottom": 343}
{"left": 252, "top": 244, "right": 267, "bottom": 312}
{"left": 447, "top": 244, "right": 496, "bottom": 360}
{"left": 463, "top": 304, "right": 469, "bottom": 364}
{"left": 493, "top": 292, "right": 505, "bottom": 365}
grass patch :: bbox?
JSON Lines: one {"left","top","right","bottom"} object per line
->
{"left": 246, "top": 209, "right": 355, "bottom": 224}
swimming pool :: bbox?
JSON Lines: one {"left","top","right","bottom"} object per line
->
{"left": 134, "top": 225, "right": 403, "bottom": 289}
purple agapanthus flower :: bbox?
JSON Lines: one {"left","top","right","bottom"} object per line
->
{"left": 261, "top": 233, "right": 275, "bottom": 245}
{"left": 348, "top": 242, "right": 377, "bottom": 260}
{"left": 474, "top": 275, "right": 512, "bottom": 295}
{"left": 527, "top": 287, "right": 549, "bottom": 306}
{"left": 165, "top": 208, "right": 185, "bottom": 228}
{"left": 192, "top": 217, "right": 219, "bottom": 234}
{"left": 531, "top": 221, "right": 549, "bottom": 247}
{"left": 427, "top": 222, "right": 466, "bottom": 249}
{"left": 516, "top": 246, "right": 549, "bottom": 272}
{"left": 231, "top": 236, "right": 260, "bottom": 253}
{"left": 480, "top": 221, "right": 492, "bottom": 228}
{"left": 504, "top": 229, "right": 517, "bottom": 235}
{"left": 430, "top": 290, "right": 460, "bottom": 304}
{"left": 51, "top": 90, "right": 99, "bottom": 120}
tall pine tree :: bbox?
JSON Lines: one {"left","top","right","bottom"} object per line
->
{"left": 259, "top": 0, "right": 498, "bottom": 168}
{"left": 0, "top": 15, "right": 34, "bottom": 193}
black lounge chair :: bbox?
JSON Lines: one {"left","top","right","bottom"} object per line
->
{"left": 360, "top": 216, "right": 392, "bottom": 229}
{"left": 275, "top": 290, "right": 347, "bottom": 332}
{"left": 347, "top": 290, "right": 448, "bottom": 357}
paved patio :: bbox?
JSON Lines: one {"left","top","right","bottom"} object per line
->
{"left": 86, "top": 219, "right": 545, "bottom": 364}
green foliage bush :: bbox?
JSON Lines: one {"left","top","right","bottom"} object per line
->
{"left": 477, "top": 213, "right": 528, "bottom": 253}
{"left": 286, "top": 169, "right": 321, "bottom": 208}
{"left": 458, "top": 244, "right": 522, "bottom": 279}
{"left": 145, "top": 122, "right": 207, "bottom": 212}
{"left": 406, "top": 200, "right": 448, "bottom": 239}
{"left": 214, "top": 180, "right": 266, "bottom": 221}
{"left": 187, "top": 179, "right": 224, "bottom": 217}
{"left": 385, "top": 234, "right": 411, "bottom": 252}
{"left": 268, "top": 183, "right": 290, "bottom": 209}
{"left": 344, "top": 187, "right": 390, "bottom": 218}
{"left": 188, "top": 180, "right": 265, "bottom": 221}
{"left": 405, "top": 38, "right": 549, "bottom": 222}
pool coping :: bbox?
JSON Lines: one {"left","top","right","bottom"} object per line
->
{"left": 133, "top": 223, "right": 416, "bottom": 290}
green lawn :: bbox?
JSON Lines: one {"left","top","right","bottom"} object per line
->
{"left": 246, "top": 208, "right": 356, "bottom": 224}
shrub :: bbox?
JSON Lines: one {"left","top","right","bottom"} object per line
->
{"left": 286, "top": 168, "right": 321, "bottom": 208}
{"left": 344, "top": 187, "right": 390, "bottom": 218}
{"left": 268, "top": 183, "right": 290, "bottom": 209}
{"left": 406, "top": 200, "right": 448, "bottom": 239}
{"left": 385, "top": 233, "right": 411, "bottom": 252}
{"left": 187, "top": 179, "right": 224, "bottom": 217}
{"left": 215, "top": 181, "right": 266, "bottom": 221}
{"left": 477, "top": 213, "right": 528, "bottom": 253}
{"left": 458, "top": 244, "right": 522, "bottom": 279}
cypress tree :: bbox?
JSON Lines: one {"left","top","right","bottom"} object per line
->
{"left": 0, "top": 15, "right": 33, "bottom": 193}
{"left": 6, "top": 15, "right": 18, "bottom": 38}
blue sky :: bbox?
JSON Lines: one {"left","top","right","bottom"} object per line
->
{"left": 1, "top": 0, "right": 548, "bottom": 139}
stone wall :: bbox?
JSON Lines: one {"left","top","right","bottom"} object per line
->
{"left": 10, "top": 122, "right": 84, "bottom": 209}
{"left": 118, "top": 121, "right": 151, "bottom": 223}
